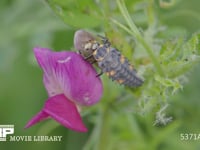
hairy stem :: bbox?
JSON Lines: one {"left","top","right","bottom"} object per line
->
{"left": 116, "top": 0, "right": 165, "bottom": 76}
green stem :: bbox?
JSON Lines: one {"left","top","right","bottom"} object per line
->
{"left": 111, "top": 18, "right": 133, "bottom": 35}
{"left": 83, "top": 122, "right": 99, "bottom": 150}
{"left": 137, "top": 36, "right": 165, "bottom": 76}
{"left": 116, "top": 0, "right": 140, "bottom": 36}
{"left": 83, "top": 107, "right": 111, "bottom": 150}
{"left": 96, "top": 107, "right": 111, "bottom": 150}
{"left": 146, "top": 0, "right": 155, "bottom": 25}
{"left": 116, "top": 0, "right": 165, "bottom": 76}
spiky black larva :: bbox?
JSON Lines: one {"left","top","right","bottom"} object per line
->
{"left": 82, "top": 36, "right": 143, "bottom": 87}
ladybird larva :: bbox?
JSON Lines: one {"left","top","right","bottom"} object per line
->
{"left": 74, "top": 30, "right": 143, "bottom": 87}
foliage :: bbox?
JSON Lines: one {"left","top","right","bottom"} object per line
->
{"left": 1, "top": 0, "right": 200, "bottom": 150}
{"left": 46, "top": 0, "right": 200, "bottom": 149}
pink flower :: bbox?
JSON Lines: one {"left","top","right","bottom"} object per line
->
{"left": 25, "top": 47, "right": 103, "bottom": 132}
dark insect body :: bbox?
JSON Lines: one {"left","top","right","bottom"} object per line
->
{"left": 75, "top": 30, "right": 143, "bottom": 87}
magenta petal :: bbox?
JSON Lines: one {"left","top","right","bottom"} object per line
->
{"left": 33, "top": 47, "right": 103, "bottom": 106}
{"left": 43, "top": 94, "right": 87, "bottom": 132}
{"left": 25, "top": 111, "right": 49, "bottom": 128}
{"left": 33, "top": 47, "right": 69, "bottom": 96}
{"left": 60, "top": 52, "right": 103, "bottom": 105}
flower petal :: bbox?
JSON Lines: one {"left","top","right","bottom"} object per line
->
{"left": 34, "top": 47, "right": 67, "bottom": 96}
{"left": 33, "top": 47, "right": 103, "bottom": 106}
{"left": 43, "top": 94, "right": 87, "bottom": 132}
{"left": 25, "top": 111, "right": 49, "bottom": 128}
{"left": 59, "top": 52, "right": 103, "bottom": 106}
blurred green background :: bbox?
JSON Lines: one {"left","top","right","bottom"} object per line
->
{"left": 0, "top": 0, "right": 200, "bottom": 150}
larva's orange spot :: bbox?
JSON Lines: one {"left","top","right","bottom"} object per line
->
{"left": 106, "top": 70, "right": 116, "bottom": 77}
{"left": 116, "top": 79, "right": 125, "bottom": 84}
{"left": 129, "top": 65, "right": 133, "bottom": 70}
{"left": 120, "top": 55, "right": 125, "bottom": 64}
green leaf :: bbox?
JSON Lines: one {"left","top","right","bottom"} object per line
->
{"left": 47, "top": 0, "right": 103, "bottom": 28}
